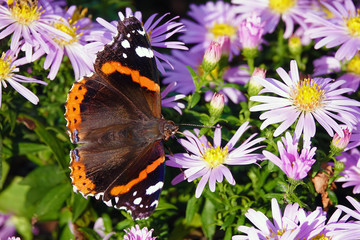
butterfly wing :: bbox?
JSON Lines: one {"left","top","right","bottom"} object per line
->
{"left": 65, "top": 17, "right": 165, "bottom": 219}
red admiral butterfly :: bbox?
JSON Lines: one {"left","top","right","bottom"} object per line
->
{"left": 65, "top": 16, "right": 178, "bottom": 220}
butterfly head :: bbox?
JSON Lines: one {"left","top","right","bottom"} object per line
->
{"left": 162, "top": 120, "right": 178, "bottom": 140}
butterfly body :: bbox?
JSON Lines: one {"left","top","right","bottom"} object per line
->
{"left": 65, "top": 17, "right": 177, "bottom": 220}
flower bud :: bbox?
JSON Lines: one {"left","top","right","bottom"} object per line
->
{"left": 202, "top": 41, "right": 221, "bottom": 73}
{"left": 209, "top": 92, "right": 225, "bottom": 118}
{"left": 248, "top": 67, "right": 266, "bottom": 96}
{"left": 330, "top": 128, "right": 351, "bottom": 155}
{"left": 288, "top": 35, "right": 302, "bottom": 56}
{"left": 217, "top": 35, "right": 231, "bottom": 57}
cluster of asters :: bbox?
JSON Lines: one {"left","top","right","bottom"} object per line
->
{"left": 1, "top": 0, "right": 360, "bottom": 239}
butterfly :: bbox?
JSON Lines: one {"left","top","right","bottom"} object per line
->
{"left": 64, "top": 16, "right": 178, "bottom": 220}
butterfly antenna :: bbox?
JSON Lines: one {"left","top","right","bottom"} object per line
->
{"left": 178, "top": 123, "right": 217, "bottom": 129}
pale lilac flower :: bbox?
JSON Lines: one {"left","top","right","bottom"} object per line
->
{"left": 263, "top": 132, "right": 316, "bottom": 180}
{"left": 0, "top": 0, "right": 71, "bottom": 61}
{"left": 0, "top": 51, "right": 47, "bottom": 107}
{"left": 346, "top": 121, "right": 360, "bottom": 150}
{"left": 166, "top": 122, "right": 265, "bottom": 198}
{"left": 313, "top": 55, "right": 342, "bottom": 76}
{"left": 250, "top": 60, "right": 360, "bottom": 142}
{"left": 29, "top": 6, "right": 98, "bottom": 80}
{"left": 7, "top": 237, "right": 20, "bottom": 240}
{"left": 238, "top": 13, "right": 264, "bottom": 49}
{"left": 93, "top": 8, "right": 187, "bottom": 74}
{"left": 232, "top": 0, "right": 312, "bottom": 38}
{"left": 0, "top": 214, "right": 16, "bottom": 240}
{"left": 233, "top": 198, "right": 330, "bottom": 240}
{"left": 124, "top": 225, "right": 156, "bottom": 240}
{"left": 305, "top": 0, "right": 360, "bottom": 61}
{"left": 335, "top": 148, "right": 360, "bottom": 194}
{"left": 161, "top": 82, "right": 185, "bottom": 115}
{"left": 180, "top": 1, "right": 242, "bottom": 58}
{"left": 93, "top": 218, "right": 115, "bottom": 240}
{"left": 326, "top": 196, "right": 360, "bottom": 239}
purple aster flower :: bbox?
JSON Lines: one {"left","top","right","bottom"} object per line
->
{"left": 335, "top": 148, "right": 360, "bottom": 194}
{"left": 232, "top": 0, "right": 312, "bottom": 38}
{"left": 179, "top": 1, "right": 242, "bottom": 58}
{"left": 29, "top": 6, "right": 98, "bottom": 80}
{"left": 0, "top": 0, "right": 71, "bottom": 61}
{"left": 161, "top": 82, "right": 185, "bottom": 115}
{"left": 166, "top": 122, "right": 265, "bottom": 198}
{"left": 250, "top": 60, "right": 360, "bottom": 142}
{"left": 93, "top": 8, "right": 187, "bottom": 74}
{"left": 305, "top": 0, "right": 360, "bottom": 61}
{"left": 233, "top": 198, "right": 330, "bottom": 239}
{"left": 124, "top": 225, "right": 156, "bottom": 240}
{"left": 238, "top": 12, "right": 265, "bottom": 49}
{"left": 0, "top": 50, "right": 47, "bottom": 107}
{"left": 161, "top": 50, "right": 200, "bottom": 95}
{"left": 313, "top": 54, "right": 360, "bottom": 92}
{"left": 263, "top": 132, "right": 316, "bottom": 180}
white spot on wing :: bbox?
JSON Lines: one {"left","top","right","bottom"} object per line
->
{"left": 133, "top": 197, "right": 142, "bottom": 205}
{"left": 135, "top": 46, "right": 154, "bottom": 58}
{"left": 103, "top": 199, "right": 113, "bottom": 207}
{"left": 137, "top": 28, "right": 146, "bottom": 36}
{"left": 146, "top": 182, "right": 164, "bottom": 195}
{"left": 121, "top": 40, "right": 130, "bottom": 48}
{"left": 150, "top": 200, "right": 158, "bottom": 208}
{"left": 123, "top": 53, "right": 127, "bottom": 58}
{"left": 133, "top": 191, "right": 137, "bottom": 196}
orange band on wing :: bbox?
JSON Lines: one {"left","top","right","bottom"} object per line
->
{"left": 101, "top": 61, "right": 159, "bottom": 92}
{"left": 110, "top": 155, "right": 164, "bottom": 196}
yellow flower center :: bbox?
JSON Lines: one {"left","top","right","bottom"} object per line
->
{"left": 8, "top": 0, "right": 43, "bottom": 25}
{"left": 210, "top": 23, "right": 236, "bottom": 39}
{"left": 202, "top": 145, "right": 228, "bottom": 168}
{"left": 53, "top": 20, "right": 80, "bottom": 45}
{"left": 269, "top": 0, "right": 296, "bottom": 14}
{"left": 346, "top": 9, "right": 360, "bottom": 37}
{"left": 347, "top": 55, "right": 360, "bottom": 75}
{"left": 291, "top": 78, "right": 325, "bottom": 112}
{"left": 310, "top": 233, "right": 330, "bottom": 240}
{"left": 0, "top": 53, "right": 15, "bottom": 81}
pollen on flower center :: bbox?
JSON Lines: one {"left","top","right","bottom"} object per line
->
{"left": 291, "top": 78, "right": 325, "bottom": 112}
{"left": 0, "top": 53, "right": 15, "bottom": 81}
{"left": 210, "top": 23, "right": 236, "bottom": 39}
{"left": 202, "top": 145, "right": 228, "bottom": 168}
{"left": 9, "top": 1, "right": 43, "bottom": 25}
{"left": 269, "top": 0, "right": 296, "bottom": 14}
{"left": 346, "top": 10, "right": 360, "bottom": 37}
{"left": 347, "top": 55, "right": 360, "bottom": 75}
{"left": 310, "top": 233, "right": 330, "bottom": 240}
{"left": 53, "top": 21, "right": 80, "bottom": 45}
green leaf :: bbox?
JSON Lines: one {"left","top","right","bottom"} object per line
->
{"left": 224, "top": 227, "right": 232, "bottom": 240}
{"left": 72, "top": 193, "right": 90, "bottom": 222}
{"left": 0, "top": 176, "right": 33, "bottom": 218}
{"left": 35, "top": 183, "right": 71, "bottom": 221}
{"left": 78, "top": 228, "right": 103, "bottom": 240}
{"left": 221, "top": 214, "right": 235, "bottom": 230}
{"left": 327, "top": 189, "right": 338, "bottom": 205}
{"left": 18, "top": 114, "right": 67, "bottom": 170}
{"left": 12, "top": 216, "right": 33, "bottom": 240}
{"left": 186, "top": 196, "right": 201, "bottom": 224}
{"left": 190, "top": 92, "right": 201, "bottom": 109}
{"left": 17, "top": 142, "right": 50, "bottom": 155}
{"left": 201, "top": 198, "right": 216, "bottom": 239}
